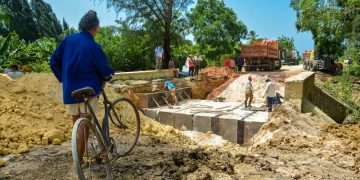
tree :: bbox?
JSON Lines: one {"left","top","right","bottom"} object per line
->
{"left": 31, "top": 0, "right": 63, "bottom": 39}
{"left": 62, "top": 18, "right": 69, "bottom": 31}
{"left": 189, "top": 0, "right": 247, "bottom": 61}
{"left": 102, "top": 0, "right": 193, "bottom": 68}
{"left": 0, "top": 7, "right": 10, "bottom": 35}
{"left": 278, "top": 35, "right": 295, "bottom": 51}
{"left": 0, "top": 0, "right": 40, "bottom": 41}
{"left": 291, "top": 0, "right": 345, "bottom": 59}
{"left": 247, "top": 30, "right": 260, "bottom": 43}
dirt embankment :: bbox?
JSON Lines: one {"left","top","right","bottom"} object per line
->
{"left": 251, "top": 103, "right": 360, "bottom": 178}
{"left": 0, "top": 74, "right": 71, "bottom": 155}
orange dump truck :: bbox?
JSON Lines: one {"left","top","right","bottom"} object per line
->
{"left": 240, "top": 40, "right": 281, "bottom": 71}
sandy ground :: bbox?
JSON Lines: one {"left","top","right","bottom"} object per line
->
{"left": 1, "top": 66, "right": 360, "bottom": 179}
{"left": 214, "top": 65, "right": 304, "bottom": 106}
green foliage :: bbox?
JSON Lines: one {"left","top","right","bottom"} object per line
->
{"left": 95, "top": 26, "right": 154, "bottom": 71}
{"left": 321, "top": 67, "right": 360, "bottom": 120}
{"left": 0, "top": 6, "right": 10, "bottom": 34}
{"left": 31, "top": 0, "right": 63, "bottom": 40}
{"left": 247, "top": 30, "right": 263, "bottom": 43}
{"left": 0, "top": 0, "right": 63, "bottom": 41}
{"left": 278, "top": 35, "right": 295, "bottom": 51}
{"left": 172, "top": 42, "right": 199, "bottom": 67}
{"left": 348, "top": 64, "right": 360, "bottom": 77}
{"left": 102, "top": 0, "right": 194, "bottom": 68}
{"left": 62, "top": 18, "right": 69, "bottom": 32}
{"left": 0, "top": 0, "right": 40, "bottom": 41}
{"left": 0, "top": 33, "right": 55, "bottom": 72}
{"left": 291, "top": 0, "right": 360, "bottom": 60}
{"left": 189, "top": 0, "right": 247, "bottom": 62}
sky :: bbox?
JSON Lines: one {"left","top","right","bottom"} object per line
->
{"left": 44, "top": 0, "right": 314, "bottom": 53}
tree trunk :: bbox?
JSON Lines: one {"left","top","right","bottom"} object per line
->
{"left": 162, "top": 0, "right": 173, "bottom": 69}
{"left": 162, "top": 26, "right": 171, "bottom": 69}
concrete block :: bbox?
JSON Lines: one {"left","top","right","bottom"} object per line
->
{"left": 173, "top": 110, "right": 193, "bottom": 130}
{"left": 193, "top": 112, "right": 219, "bottom": 133}
{"left": 143, "top": 108, "right": 159, "bottom": 121}
{"left": 158, "top": 110, "right": 176, "bottom": 126}
{"left": 243, "top": 122, "right": 264, "bottom": 145}
{"left": 242, "top": 111, "right": 267, "bottom": 144}
{"left": 215, "top": 114, "right": 244, "bottom": 144}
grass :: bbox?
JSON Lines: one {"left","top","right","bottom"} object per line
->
{"left": 318, "top": 68, "right": 360, "bottom": 122}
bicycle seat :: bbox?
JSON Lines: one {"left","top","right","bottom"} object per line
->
{"left": 71, "top": 87, "right": 96, "bottom": 100}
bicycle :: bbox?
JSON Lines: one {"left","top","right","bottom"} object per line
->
{"left": 70, "top": 85, "right": 140, "bottom": 180}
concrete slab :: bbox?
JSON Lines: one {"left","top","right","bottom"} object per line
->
{"left": 173, "top": 109, "right": 193, "bottom": 130}
{"left": 143, "top": 108, "right": 159, "bottom": 121}
{"left": 215, "top": 114, "right": 244, "bottom": 144}
{"left": 136, "top": 87, "right": 192, "bottom": 108}
{"left": 193, "top": 112, "right": 219, "bottom": 133}
{"left": 143, "top": 100, "right": 268, "bottom": 145}
{"left": 158, "top": 108, "right": 178, "bottom": 126}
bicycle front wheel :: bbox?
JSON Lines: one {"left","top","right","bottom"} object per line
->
{"left": 109, "top": 98, "right": 140, "bottom": 157}
{"left": 71, "top": 118, "right": 112, "bottom": 180}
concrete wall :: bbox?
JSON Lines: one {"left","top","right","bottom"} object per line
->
{"left": 308, "top": 86, "right": 351, "bottom": 123}
{"left": 285, "top": 72, "right": 351, "bottom": 123}
{"left": 285, "top": 72, "right": 315, "bottom": 111}
{"left": 114, "top": 69, "right": 178, "bottom": 81}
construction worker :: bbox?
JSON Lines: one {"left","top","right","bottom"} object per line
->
{"left": 164, "top": 79, "right": 178, "bottom": 106}
{"left": 263, "top": 78, "right": 276, "bottom": 112}
{"left": 245, "top": 76, "right": 253, "bottom": 108}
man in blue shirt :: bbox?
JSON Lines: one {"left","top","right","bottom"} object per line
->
{"left": 50, "top": 10, "right": 113, "bottom": 159}
{"left": 154, "top": 45, "right": 164, "bottom": 70}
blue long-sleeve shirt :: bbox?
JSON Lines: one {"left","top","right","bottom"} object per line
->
{"left": 50, "top": 31, "right": 114, "bottom": 104}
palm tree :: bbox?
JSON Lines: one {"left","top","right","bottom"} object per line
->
{"left": 247, "top": 30, "right": 259, "bottom": 43}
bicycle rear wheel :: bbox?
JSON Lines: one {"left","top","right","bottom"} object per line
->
{"left": 109, "top": 98, "right": 140, "bottom": 157}
{"left": 71, "top": 118, "right": 112, "bottom": 180}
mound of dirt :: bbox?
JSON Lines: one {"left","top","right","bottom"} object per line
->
{"left": 250, "top": 103, "right": 360, "bottom": 178}
{"left": 0, "top": 73, "right": 194, "bottom": 156}
{"left": 0, "top": 74, "right": 71, "bottom": 155}
{"left": 251, "top": 103, "right": 329, "bottom": 149}
{"left": 200, "top": 67, "right": 238, "bottom": 79}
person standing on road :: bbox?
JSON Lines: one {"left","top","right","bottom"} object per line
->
{"left": 155, "top": 45, "right": 164, "bottom": 70}
{"left": 263, "top": 78, "right": 276, "bottom": 112}
{"left": 50, "top": 10, "right": 114, "bottom": 160}
{"left": 193, "top": 55, "right": 201, "bottom": 76}
{"left": 245, "top": 76, "right": 253, "bottom": 108}
{"left": 186, "top": 55, "right": 195, "bottom": 76}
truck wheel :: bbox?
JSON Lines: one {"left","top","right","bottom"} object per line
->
{"left": 311, "top": 64, "right": 316, "bottom": 71}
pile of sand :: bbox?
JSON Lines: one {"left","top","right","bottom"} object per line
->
{"left": 0, "top": 74, "right": 71, "bottom": 155}
{"left": 250, "top": 102, "right": 329, "bottom": 149}
{"left": 0, "top": 73, "right": 194, "bottom": 156}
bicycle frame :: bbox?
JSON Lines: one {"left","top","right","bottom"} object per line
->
{"left": 83, "top": 91, "right": 113, "bottom": 147}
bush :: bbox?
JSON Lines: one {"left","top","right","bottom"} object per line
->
{"left": 0, "top": 33, "right": 56, "bottom": 72}
{"left": 348, "top": 64, "right": 360, "bottom": 77}
{"left": 96, "top": 27, "right": 154, "bottom": 72}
